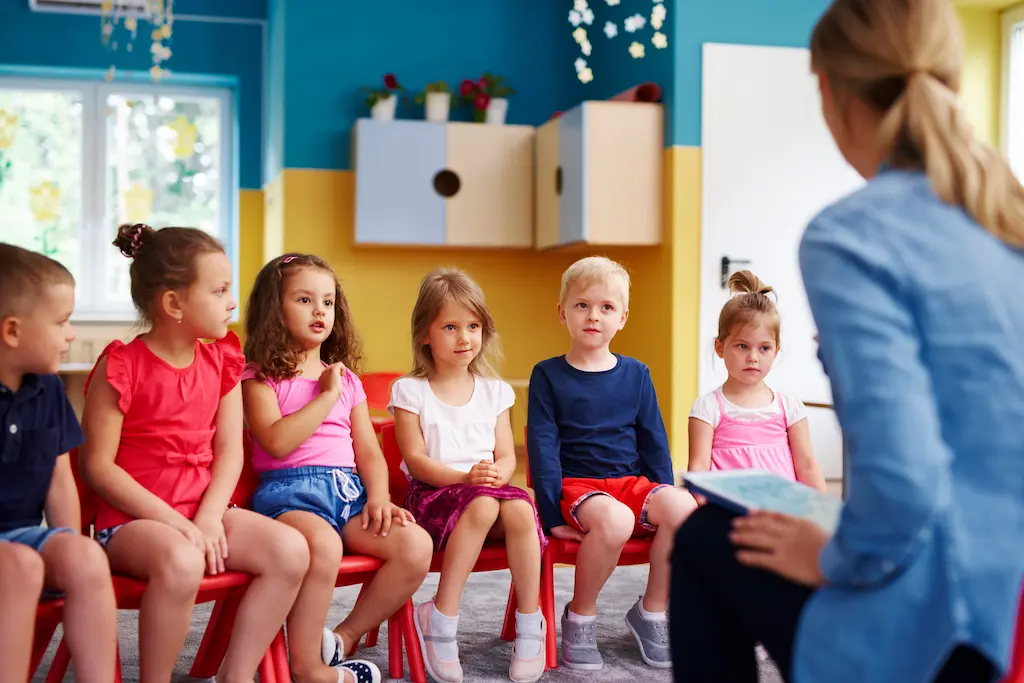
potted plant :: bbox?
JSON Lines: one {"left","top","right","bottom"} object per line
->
{"left": 459, "top": 72, "right": 517, "bottom": 124}
{"left": 360, "top": 73, "right": 405, "bottom": 121}
{"left": 414, "top": 81, "right": 452, "bottom": 123}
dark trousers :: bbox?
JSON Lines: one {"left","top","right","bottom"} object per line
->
{"left": 669, "top": 504, "right": 998, "bottom": 683}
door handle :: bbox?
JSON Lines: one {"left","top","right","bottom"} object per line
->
{"left": 720, "top": 256, "right": 751, "bottom": 289}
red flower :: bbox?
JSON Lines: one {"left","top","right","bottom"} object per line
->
{"left": 478, "top": 76, "right": 490, "bottom": 89}
{"left": 383, "top": 73, "right": 398, "bottom": 89}
{"left": 474, "top": 93, "right": 491, "bottom": 110}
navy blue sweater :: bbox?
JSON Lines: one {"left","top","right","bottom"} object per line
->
{"left": 526, "top": 355, "right": 674, "bottom": 530}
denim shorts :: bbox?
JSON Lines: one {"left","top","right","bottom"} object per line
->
{"left": 0, "top": 525, "right": 71, "bottom": 552}
{"left": 252, "top": 466, "right": 368, "bottom": 535}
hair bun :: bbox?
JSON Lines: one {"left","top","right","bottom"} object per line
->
{"left": 727, "top": 270, "right": 773, "bottom": 297}
{"left": 113, "top": 223, "right": 154, "bottom": 259}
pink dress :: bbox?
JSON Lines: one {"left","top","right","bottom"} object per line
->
{"left": 710, "top": 391, "right": 797, "bottom": 480}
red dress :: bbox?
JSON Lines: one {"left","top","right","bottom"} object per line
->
{"left": 85, "top": 332, "right": 245, "bottom": 532}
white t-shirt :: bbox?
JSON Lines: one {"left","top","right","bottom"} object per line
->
{"left": 689, "top": 386, "right": 807, "bottom": 429}
{"left": 387, "top": 376, "right": 515, "bottom": 474}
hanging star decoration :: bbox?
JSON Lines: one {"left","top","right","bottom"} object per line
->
{"left": 101, "top": 0, "right": 175, "bottom": 82}
{"left": 570, "top": 0, "right": 669, "bottom": 82}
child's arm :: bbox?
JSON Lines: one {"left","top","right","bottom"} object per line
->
{"left": 351, "top": 400, "right": 412, "bottom": 536}
{"left": 525, "top": 367, "right": 567, "bottom": 533}
{"left": 44, "top": 454, "right": 81, "bottom": 532}
{"left": 788, "top": 419, "right": 828, "bottom": 492}
{"left": 687, "top": 418, "right": 714, "bottom": 472}
{"left": 492, "top": 408, "right": 517, "bottom": 487}
{"left": 80, "top": 358, "right": 203, "bottom": 544}
{"left": 635, "top": 367, "right": 675, "bottom": 485}
{"left": 393, "top": 408, "right": 477, "bottom": 488}
{"left": 241, "top": 363, "right": 345, "bottom": 459}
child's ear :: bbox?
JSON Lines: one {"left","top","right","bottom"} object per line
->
{"left": 556, "top": 303, "right": 566, "bottom": 325}
{"left": 714, "top": 338, "right": 724, "bottom": 358}
{"left": 161, "top": 290, "right": 185, "bottom": 323}
{"left": 0, "top": 315, "right": 21, "bottom": 349}
{"left": 618, "top": 308, "right": 629, "bottom": 330}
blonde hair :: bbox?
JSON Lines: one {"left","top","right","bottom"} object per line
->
{"left": 559, "top": 256, "right": 631, "bottom": 308}
{"left": 717, "top": 271, "right": 780, "bottom": 347}
{"left": 810, "top": 0, "right": 1024, "bottom": 248}
{"left": 409, "top": 268, "right": 501, "bottom": 379}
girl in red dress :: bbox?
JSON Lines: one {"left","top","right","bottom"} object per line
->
{"left": 79, "top": 224, "right": 310, "bottom": 683}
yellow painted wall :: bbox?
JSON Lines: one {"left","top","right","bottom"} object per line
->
{"left": 957, "top": 5, "right": 1003, "bottom": 145}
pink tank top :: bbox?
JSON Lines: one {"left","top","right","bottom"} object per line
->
{"left": 710, "top": 390, "right": 797, "bottom": 481}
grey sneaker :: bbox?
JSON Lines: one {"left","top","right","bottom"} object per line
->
{"left": 560, "top": 605, "right": 603, "bottom": 670}
{"left": 624, "top": 599, "right": 672, "bottom": 669}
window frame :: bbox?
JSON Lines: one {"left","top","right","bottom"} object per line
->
{"left": 0, "top": 74, "right": 238, "bottom": 323}
{"left": 1000, "top": 3, "right": 1024, "bottom": 174}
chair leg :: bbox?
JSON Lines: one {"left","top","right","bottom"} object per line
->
{"left": 257, "top": 646, "right": 278, "bottom": 683}
{"left": 30, "top": 619, "right": 60, "bottom": 681}
{"left": 272, "top": 628, "right": 290, "bottom": 683}
{"left": 500, "top": 582, "right": 518, "bottom": 641}
{"left": 42, "top": 639, "right": 71, "bottom": 683}
{"left": 387, "top": 610, "right": 404, "bottom": 680}
{"left": 400, "top": 600, "right": 427, "bottom": 683}
{"left": 190, "top": 594, "right": 242, "bottom": 678}
{"left": 541, "top": 550, "right": 558, "bottom": 670}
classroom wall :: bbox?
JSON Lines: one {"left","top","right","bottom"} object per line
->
{"left": 957, "top": 5, "right": 1003, "bottom": 146}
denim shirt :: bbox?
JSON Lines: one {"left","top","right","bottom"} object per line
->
{"left": 794, "top": 169, "right": 1024, "bottom": 683}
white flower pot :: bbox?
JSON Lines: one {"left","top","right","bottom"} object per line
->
{"left": 425, "top": 91, "right": 451, "bottom": 122}
{"left": 485, "top": 97, "right": 508, "bottom": 125}
{"left": 371, "top": 94, "right": 397, "bottom": 121}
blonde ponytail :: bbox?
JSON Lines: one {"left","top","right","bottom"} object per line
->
{"left": 811, "top": 0, "right": 1024, "bottom": 249}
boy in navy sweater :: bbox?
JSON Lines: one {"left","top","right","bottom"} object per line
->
{"left": 0, "top": 244, "right": 116, "bottom": 683}
{"left": 527, "top": 256, "right": 697, "bottom": 671}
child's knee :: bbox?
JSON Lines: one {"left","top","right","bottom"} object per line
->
{"left": 404, "top": 525, "right": 434, "bottom": 576}
{"left": 498, "top": 498, "right": 536, "bottom": 526}
{"left": 64, "top": 537, "right": 113, "bottom": 590}
{"left": 0, "top": 543, "right": 44, "bottom": 590}
{"left": 152, "top": 544, "right": 205, "bottom": 596}
{"left": 266, "top": 525, "right": 311, "bottom": 583}
{"left": 587, "top": 500, "right": 635, "bottom": 545}
{"left": 462, "top": 496, "right": 501, "bottom": 526}
{"left": 650, "top": 488, "right": 697, "bottom": 531}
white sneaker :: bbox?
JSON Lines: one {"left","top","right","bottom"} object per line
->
{"left": 322, "top": 627, "right": 345, "bottom": 666}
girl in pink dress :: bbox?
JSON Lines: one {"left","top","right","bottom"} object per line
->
{"left": 80, "top": 224, "right": 310, "bottom": 683}
{"left": 688, "top": 271, "right": 827, "bottom": 491}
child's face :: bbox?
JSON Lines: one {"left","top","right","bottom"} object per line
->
{"left": 425, "top": 300, "right": 482, "bottom": 373}
{"left": 558, "top": 280, "right": 628, "bottom": 351}
{"left": 5, "top": 282, "right": 77, "bottom": 375}
{"left": 715, "top": 319, "right": 779, "bottom": 386}
{"left": 281, "top": 267, "right": 338, "bottom": 352}
{"left": 180, "top": 251, "right": 236, "bottom": 340}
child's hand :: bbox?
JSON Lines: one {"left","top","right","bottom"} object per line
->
{"left": 319, "top": 362, "right": 346, "bottom": 397}
{"left": 194, "top": 513, "right": 229, "bottom": 575}
{"left": 361, "top": 498, "right": 411, "bottom": 538}
{"left": 166, "top": 514, "right": 205, "bottom": 551}
{"left": 467, "top": 461, "right": 499, "bottom": 487}
{"left": 549, "top": 525, "right": 586, "bottom": 542}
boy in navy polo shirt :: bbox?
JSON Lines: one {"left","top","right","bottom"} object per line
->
{"left": 0, "top": 243, "right": 116, "bottom": 683}
{"left": 527, "top": 256, "right": 698, "bottom": 671}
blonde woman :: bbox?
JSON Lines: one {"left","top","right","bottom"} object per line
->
{"left": 669, "top": 1, "right": 1024, "bottom": 682}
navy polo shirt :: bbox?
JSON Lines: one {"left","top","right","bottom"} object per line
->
{"left": 0, "top": 374, "right": 84, "bottom": 532}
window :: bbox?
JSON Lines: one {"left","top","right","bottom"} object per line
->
{"left": 1003, "top": 5, "right": 1024, "bottom": 181}
{"left": 0, "top": 77, "right": 235, "bottom": 320}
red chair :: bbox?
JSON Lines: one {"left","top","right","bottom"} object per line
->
{"left": 1006, "top": 594, "right": 1024, "bottom": 683}
{"left": 29, "top": 598, "right": 64, "bottom": 683}
{"left": 361, "top": 371, "right": 402, "bottom": 434}
{"left": 498, "top": 426, "right": 653, "bottom": 670}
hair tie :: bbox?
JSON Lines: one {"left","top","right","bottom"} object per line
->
{"left": 130, "top": 230, "right": 143, "bottom": 257}
{"left": 282, "top": 256, "right": 296, "bottom": 264}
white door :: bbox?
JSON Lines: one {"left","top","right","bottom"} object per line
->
{"left": 698, "top": 43, "right": 865, "bottom": 481}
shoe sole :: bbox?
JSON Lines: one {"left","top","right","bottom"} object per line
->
{"left": 413, "top": 606, "right": 462, "bottom": 683}
{"left": 624, "top": 614, "right": 672, "bottom": 669}
{"left": 561, "top": 655, "right": 603, "bottom": 672}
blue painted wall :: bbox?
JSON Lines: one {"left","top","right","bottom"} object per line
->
{"left": 672, "top": 0, "right": 830, "bottom": 146}
{"left": 0, "top": 0, "right": 266, "bottom": 189}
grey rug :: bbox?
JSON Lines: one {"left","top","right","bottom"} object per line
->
{"left": 33, "top": 566, "right": 782, "bottom": 682}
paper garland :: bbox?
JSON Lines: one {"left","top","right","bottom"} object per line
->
{"left": 571, "top": 0, "right": 670, "bottom": 83}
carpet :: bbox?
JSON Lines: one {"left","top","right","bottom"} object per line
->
{"left": 33, "top": 566, "right": 782, "bottom": 682}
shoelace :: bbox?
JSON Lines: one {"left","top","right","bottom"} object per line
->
{"left": 569, "top": 621, "right": 597, "bottom": 645}
{"left": 651, "top": 621, "right": 668, "bottom": 644}
{"left": 331, "top": 469, "right": 361, "bottom": 520}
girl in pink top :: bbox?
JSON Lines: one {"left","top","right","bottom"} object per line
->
{"left": 688, "top": 271, "right": 827, "bottom": 491}
{"left": 242, "top": 253, "right": 432, "bottom": 683}
{"left": 80, "top": 224, "right": 309, "bottom": 683}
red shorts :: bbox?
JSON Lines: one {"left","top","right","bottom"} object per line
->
{"left": 560, "top": 476, "right": 669, "bottom": 536}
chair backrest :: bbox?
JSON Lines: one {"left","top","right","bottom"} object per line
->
{"left": 68, "top": 447, "right": 97, "bottom": 534}
{"left": 230, "top": 429, "right": 261, "bottom": 509}
{"left": 380, "top": 423, "right": 409, "bottom": 505}
{"left": 361, "top": 372, "right": 403, "bottom": 412}
{"left": 1009, "top": 594, "right": 1024, "bottom": 683}
{"left": 523, "top": 425, "right": 532, "bottom": 489}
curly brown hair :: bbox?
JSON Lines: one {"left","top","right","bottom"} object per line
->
{"left": 244, "top": 253, "right": 364, "bottom": 381}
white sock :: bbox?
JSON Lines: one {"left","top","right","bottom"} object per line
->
{"left": 637, "top": 597, "right": 667, "bottom": 622}
{"left": 566, "top": 608, "right": 596, "bottom": 623}
{"left": 514, "top": 609, "right": 544, "bottom": 658}
{"left": 431, "top": 604, "right": 460, "bottom": 660}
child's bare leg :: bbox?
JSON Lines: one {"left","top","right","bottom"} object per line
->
{"left": 642, "top": 488, "right": 697, "bottom": 612}
{"left": 40, "top": 533, "right": 117, "bottom": 683}
{"left": 0, "top": 542, "right": 44, "bottom": 683}
{"left": 491, "top": 499, "right": 541, "bottom": 614}
{"left": 275, "top": 510, "right": 345, "bottom": 683}
{"left": 337, "top": 517, "right": 432, "bottom": 646}
{"left": 570, "top": 496, "right": 634, "bottom": 615}
{"left": 219, "top": 508, "right": 309, "bottom": 683}
{"left": 435, "top": 496, "right": 500, "bottom": 615}
{"left": 106, "top": 520, "right": 205, "bottom": 683}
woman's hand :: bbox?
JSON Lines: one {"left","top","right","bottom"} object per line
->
{"left": 467, "top": 461, "right": 500, "bottom": 487}
{"left": 193, "top": 512, "right": 229, "bottom": 575}
{"left": 361, "top": 498, "right": 413, "bottom": 538}
{"left": 549, "top": 524, "right": 586, "bottom": 542}
{"left": 730, "top": 511, "right": 828, "bottom": 587}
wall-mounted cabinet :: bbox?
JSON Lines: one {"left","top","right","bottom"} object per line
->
{"left": 353, "top": 119, "right": 534, "bottom": 248}
{"left": 535, "top": 102, "right": 663, "bottom": 250}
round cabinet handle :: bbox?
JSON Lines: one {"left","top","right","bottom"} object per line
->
{"left": 433, "top": 169, "right": 461, "bottom": 198}
{"left": 555, "top": 165, "right": 563, "bottom": 196}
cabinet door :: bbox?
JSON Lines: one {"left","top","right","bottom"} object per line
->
{"left": 445, "top": 123, "right": 534, "bottom": 247}
{"left": 534, "top": 118, "right": 561, "bottom": 250}
{"left": 557, "top": 105, "right": 587, "bottom": 245}
{"left": 353, "top": 119, "right": 446, "bottom": 245}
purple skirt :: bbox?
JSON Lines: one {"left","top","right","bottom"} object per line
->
{"left": 404, "top": 478, "right": 547, "bottom": 553}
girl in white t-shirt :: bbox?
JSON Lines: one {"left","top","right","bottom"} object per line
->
{"left": 689, "top": 271, "right": 827, "bottom": 491}
{"left": 388, "top": 268, "right": 547, "bottom": 683}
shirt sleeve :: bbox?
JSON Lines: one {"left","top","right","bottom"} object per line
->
{"left": 636, "top": 365, "right": 674, "bottom": 486}
{"left": 343, "top": 369, "right": 367, "bottom": 412}
{"left": 688, "top": 392, "right": 720, "bottom": 428}
{"left": 800, "top": 210, "right": 952, "bottom": 590}
{"left": 781, "top": 393, "right": 808, "bottom": 426}
{"left": 525, "top": 365, "right": 565, "bottom": 530}
{"left": 497, "top": 380, "right": 515, "bottom": 415}
{"left": 387, "top": 377, "right": 421, "bottom": 416}
{"left": 217, "top": 332, "right": 245, "bottom": 397}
